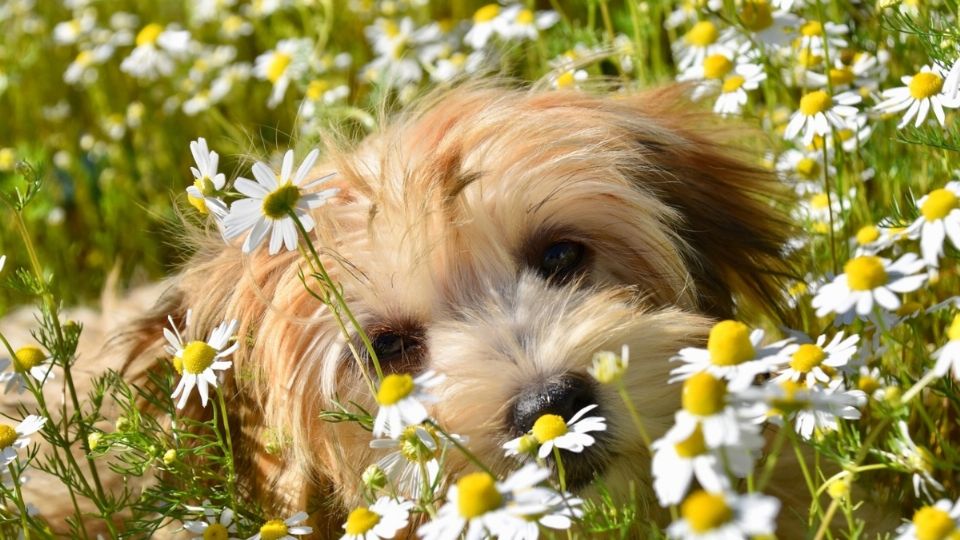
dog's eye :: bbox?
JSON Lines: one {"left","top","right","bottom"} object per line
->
{"left": 372, "top": 332, "right": 405, "bottom": 360}
{"left": 538, "top": 241, "right": 586, "bottom": 281}
{"left": 364, "top": 328, "right": 425, "bottom": 372}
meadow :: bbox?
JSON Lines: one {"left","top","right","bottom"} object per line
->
{"left": 1, "top": 0, "right": 960, "bottom": 538}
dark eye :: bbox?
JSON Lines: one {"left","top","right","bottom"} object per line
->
{"left": 363, "top": 327, "right": 425, "bottom": 373}
{"left": 371, "top": 332, "right": 405, "bottom": 361}
{"left": 538, "top": 241, "right": 586, "bottom": 281}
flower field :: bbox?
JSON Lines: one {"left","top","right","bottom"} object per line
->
{"left": 1, "top": 0, "right": 960, "bottom": 538}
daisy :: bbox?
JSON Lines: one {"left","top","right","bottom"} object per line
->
{"left": 856, "top": 365, "right": 887, "bottom": 399}
{"left": 0, "top": 415, "right": 46, "bottom": 468}
{"left": 905, "top": 181, "right": 960, "bottom": 267}
{"left": 933, "top": 314, "right": 960, "bottom": 379}
{"left": 165, "top": 312, "right": 238, "bottom": 409}
{"left": 119, "top": 23, "right": 192, "bottom": 80}
{"left": 372, "top": 371, "right": 445, "bottom": 439}
{"left": 672, "top": 372, "right": 757, "bottom": 448}
{"left": 550, "top": 68, "right": 588, "bottom": 90}
{"left": 813, "top": 114, "right": 874, "bottom": 154}
{"left": 749, "top": 379, "right": 866, "bottom": 439}
{"left": 670, "top": 320, "right": 789, "bottom": 391}
{"left": 896, "top": 498, "right": 960, "bottom": 540}
{"left": 667, "top": 489, "right": 780, "bottom": 539}
{"left": 882, "top": 421, "right": 944, "bottom": 499}
{"left": 795, "top": 20, "right": 848, "bottom": 53}
{"left": 712, "top": 63, "right": 766, "bottom": 115}
{"left": 464, "top": 4, "right": 503, "bottom": 49}
{"left": 185, "top": 137, "right": 228, "bottom": 218}
{"left": 784, "top": 89, "right": 861, "bottom": 145}
{"left": 253, "top": 38, "right": 312, "bottom": 108}
{"left": 369, "top": 425, "right": 463, "bottom": 499}
{"left": 496, "top": 5, "right": 559, "bottom": 42}
{"left": 183, "top": 502, "right": 239, "bottom": 540}
{"left": 776, "top": 149, "right": 834, "bottom": 188}
{"left": 772, "top": 331, "right": 859, "bottom": 388}
{"left": 812, "top": 253, "right": 926, "bottom": 321}
{"left": 341, "top": 497, "right": 413, "bottom": 540}
{"left": 53, "top": 10, "right": 96, "bottom": 45}
{"left": 503, "top": 404, "right": 606, "bottom": 460}
{"left": 673, "top": 20, "right": 736, "bottom": 72}
{"left": 875, "top": 63, "right": 960, "bottom": 129}
{"left": 1, "top": 346, "right": 56, "bottom": 394}
{"left": 737, "top": 0, "right": 800, "bottom": 49}
{"left": 222, "top": 149, "right": 339, "bottom": 255}
{"left": 588, "top": 345, "right": 629, "bottom": 385}
{"left": 249, "top": 512, "right": 312, "bottom": 540}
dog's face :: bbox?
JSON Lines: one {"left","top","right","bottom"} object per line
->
{"left": 140, "top": 85, "right": 789, "bottom": 514}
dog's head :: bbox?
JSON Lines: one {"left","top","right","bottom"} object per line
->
{"left": 129, "top": 84, "right": 792, "bottom": 515}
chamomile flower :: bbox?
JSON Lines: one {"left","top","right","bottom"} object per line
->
{"left": 737, "top": 1, "right": 800, "bottom": 48}
{"left": 896, "top": 499, "right": 960, "bottom": 540}
{"left": 0, "top": 346, "right": 55, "bottom": 394}
{"left": 905, "top": 182, "right": 960, "bottom": 267}
{"left": 254, "top": 38, "right": 312, "bottom": 108}
{"left": 341, "top": 497, "right": 413, "bottom": 540}
{"left": 373, "top": 371, "right": 445, "bottom": 439}
{"left": 932, "top": 314, "right": 960, "bottom": 379}
{"left": 464, "top": 4, "right": 503, "bottom": 49}
{"left": 673, "top": 20, "right": 735, "bottom": 72}
{"left": 249, "top": 512, "right": 312, "bottom": 540}
{"left": 185, "top": 137, "right": 227, "bottom": 218}
{"left": 588, "top": 345, "right": 629, "bottom": 385}
{"left": 880, "top": 421, "right": 945, "bottom": 499}
{"left": 0, "top": 415, "right": 46, "bottom": 468}
{"left": 672, "top": 372, "right": 756, "bottom": 448}
{"left": 183, "top": 503, "right": 239, "bottom": 540}
{"left": 776, "top": 149, "right": 835, "bottom": 189}
{"left": 670, "top": 320, "right": 788, "bottom": 391}
{"left": 856, "top": 365, "right": 887, "bottom": 399}
{"left": 369, "top": 425, "right": 463, "bottom": 499}
{"left": 667, "top": 490, "right": 780, "bottom": 539}
{"left": 784, "top": 89, "right": 861, "bottom": 145}
{"left": 743, "top": 379, "right": 866, "bottom": 439}
{"left": 772, "top": 331, "right": 859, "bottom": 387}
{"left": 166, "top": 313, "right": 238, "bottom": 409}
{"left": 876, "top": 64, "right": 960, "bottom": 128}
{"left": 504, "top": 404, "right": 606, "bottom": 460}
{"left": 795, "top": 20, "right": 848, "bottom": 53}
{"left": 222, "top": 149, "right": 339, "bottom": 255}
{"left": 550, "top": 68, "right": 588, "bottom": 90}
{"left": 497, "top": 5, "right": 559, "bottom": 42}
{"left": 120, "top": 23, "right": 191, "bottom": 80}
{"left": 712, "top": 63, "right": 766, "bottom": 115}
{"left": 812, "top": 253, "right": 926, "bottom": 321}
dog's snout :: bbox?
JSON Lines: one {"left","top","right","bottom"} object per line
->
{"left": 510, "top": 374, "right": 596, "bottom": 435}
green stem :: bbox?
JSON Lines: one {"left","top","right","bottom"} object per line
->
{"left": 616, "top": 385, "right": 653, "bottom": 449}
{"left": 425, "top": 420, "right": 492, "bottom": 476}
{"left": 216, "top": 386, "right": 239, "bottom": 520}
{"left": 756, "top": 425, "right": 790, "bottom": 491}
{"left": 552, "top": 446, "right": 567, "bottom": 492}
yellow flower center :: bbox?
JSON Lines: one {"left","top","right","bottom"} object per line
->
{"left": 799, "top": 90, "right": 832, "bottom": 116}
{"left": 796, "top": 157, "right": 820, "bottom": 179}
{"left": 376, "top": 374, "right": 414, "bottom": 405}
{"left": 515, "top": 434, "right": 539, "bottom": 455}
{"left": 674, "top": 423, "right": 707, "bottom": 457}
{"left": 770, "top": 380, "right": 811, "bottom": 413}
{"left": 258, "top": 519, "right": 289, "bottom": 540}
{"left": 306, "top": 79, "right": 329, "bottom": 101}
{"left": 181, "top": 341, "right": 217, "bottom": 375}
{"left": 707, "top": 320, "right": 755, "bottom": 366}
{"left": 800, "top": 21, "right": 824, "bottom": 37}
{"left": 685, "top": 21, "right": 718, "bottom": 47}
{"left": 457, "top": 472, "right": 502, "bottom": 518}
{"left": 856, "top": 225, "right": 880, "bottom": 245}
{"left": 398, "top": 425, "right": 441, "bottom": 462}
{"left": 223, "top": 15, "right": 245, "bottom": 33}
{"left": 682, "top": 372, "right": 727, "bottom": 416}
{"left": 702, "top": 54, "right": 733, "bottom": 80}
{"left": 13, "top": 346, "right": 45, "bottom": 372}
{"left": 829, "top": 67, "right": 855, "bottom": 86}
{"left": 740, "top": 1, "right": 773, "bottom": 32}
{"left": 909, "top": 72, "right": 944, "bottom": 100}
{"left": 798, "top": 49, "right": 823, "bottom": 68}
{"left": 790, "top": 344, "right": 826, "bottom": 373}
{"left": 532, "top": 414, "right": 568, "bottom": 443}
{"left": 261, "top": 183, "right": 302, "bottom": 220}
{"left": 844, "top": 256, "right": 887, "bottom": 291}
{"left": 947, "top": 314, "right": 960, "bottom": 341}
{"left": 921, "top": 189, "right": 958, "bottom": 221}
{"left": 913, "top": 506, "right": 957, "bottom": 540}
{"left": 682, "top": 491, "right": 733, "bottom": 533}
{"left": 0, "top": 424, "right": 18, "bottom": 449}
{"left": 266, "top": 53, "right": 292, "bottom": 84}
{"left": 474, "top": 4, "right": 500, "bottom": 23}
{"left": 555, "top": 71, "right": 576, "bottom": 89}
{"left": 203, "top": 523, "right": 229, "bottom": 540}
{"left": 135, "top": 23, "right": 163, "bottom": 46}
{"left": 720, "top": 75, "right": 745, "bottom": 93}
{"left": 516, "top": 9, "right": 534, "bottom": 25}
{"left": 75, "top": 50, "right": 93, "bottom": 65}
{"left": 345, "top": 507, "right": 380, "bottom": 535}
{"left": 858, "top": 375, "right": 880, "bottom": 394}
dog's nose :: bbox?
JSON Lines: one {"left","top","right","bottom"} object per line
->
{"left": 510, "top": 374, "right": 596, "bottom": 435}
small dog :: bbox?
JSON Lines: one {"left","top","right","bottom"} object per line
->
{"left": 19, "top": 83, "right": 799, "bottom": 536}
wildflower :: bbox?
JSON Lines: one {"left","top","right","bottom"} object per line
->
{"left": 740, "top": 379, "right": 866, "bottom": 439}
{"left": 223, "top": 149, "right": 339, "bottom": 255}
{"left": 882, "top": 421, "right": 944, "bottom": 499}
{"left": 497, "top": 6, "right": 559, "bottom": 42}
{"left": 165, "top": 311, "right": 238, "bottom": 409}
{"left": 905, "top": 181, "right": 960, "bottom": 267}
{"left": 737, "top": 0, "right": 800, "bottom": 48}
{"left": 120, "top": 23, "right": 192, "bottom": 80}
{"left": 772, "top": 331, "right": 859, "bottom": 387}
{"left": 784, "top": 89, "right": 861, "bottom": 145}
{"left": 372, "top": 371, "right": 444, "bottom": 439}
{"left": 503, "top": 404, "right": 606, "bottom": 460}
{"left": 776, "top": 149, "right": 835, "bottom": 189}
{"left": 933, "top": 314, "right": 960, "bottom": 379}
{"left": 550, "top": 68, "right": 589, "bottom": 90}
{"left": 249, "top": 512, "right": 312, "bottom": 540}
{"left": 670, "top": 320, "right": 788, "bottom": 391}
{"left": 186, "top": 137, "right": 228, "bottom": 217}
{"left": 812, "top": 253, "right": 926, "bottom": 321}
{"left": 1, "top": 346, "right": 56, "bottom": 394}
{"left": 795, "top": 20, "right": 848, "bottom": 52}
{"left": 896, "top": 498, "right": 960, "bottom": 540}
{"left": 362, "top": 18, "right": 424, "bottom": 88}
{"left": 0, "top": 415, "right": 46, "bottom": 468}
{"left": 254, "top": 38, "right": 312, "bottom": 108}
{"left": 673, "top": 20, "right": 735, "bottom": 72}
{"left": 341, "top": 497, "right": 413, "bottom": 540}
{"left": 713, "top": 63, "right": 766, "bottom": 115}
{"left": 183, "top": 502, "right": 239, "bottom": 540}
{"left": 53, "top": 10, "right": 96, "bottom": 45}
{"left": 667, "top": 490, "right": 780, "bottom": 539}
{"left": 464, "top": 4, "right": 503, "bottom": 49}
{"left": 876, "top": 63, "right": 960, "bottom": 128}
{"left": 588, "top": 345, "right": 629, "bottom": 385}
{"left": 369, "top": 424, "right": 463, "bottom": 499}
{"left": 672, "top": 372, "right": 756, "bottom": 448}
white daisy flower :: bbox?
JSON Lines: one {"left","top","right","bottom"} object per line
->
{"left": 776, "top": 149, "right": 835, "bottom": 188}
{"left": 249, "top": 512, "right": 312, "bottom": 540}
{"left": 933, "top": 314, "right": 960, "bottom": 379}
{"left": 879, "top": 421, "right": 944, "bottom": 500}
{"left": 855, "top": 365, "right": 887, "bottom": 399}
{"left": 737, "top": 1, "right": 800, "bottom": 48}
{"left": 550, "top": 68, "right": 589, "bottom": 90}
{"left": 183, "top": 502, "right": 239, "bottom": 540}
{"left": 0, "top": 415, "right": 46, "bottom": 468}
{"left": 875, "top": 63, "right": 960, "bottom": 129}
{"left": 815, "top": 114, "right": 874, "bottom": 154}
{"left": 772, "top": 331, "right": 859, "bottom": 388}
{"left": 588, "top": 345, "right": 629, "bottom": 385}
{"left": 712, "top": 63, "right": 766, "bottom": 115}
{"left": 372, "top": 371, "right": 445, "bottom": 439}
{"left": 53, "top": 10, "right": 96, "bottom": 45}
{"left": 464, "top": 4, "right": 503, "bottom": 50}
{"left": 503, "top": 404, "right": 606, "bottom": 460}
{"left": 222, "top": 149, "right": 338, "bottom": 255}
{"left": 812, "top": 253, "right": 927, "bottom": 321}
{"left": 369, "top": 425, "right": 464, "bottom": 499}
{"left": 665, "top": 0, "right": 723, "bottom": 30}
{"left": 341, "top": 497, "right": 413, "bottom": 540}
{"left": 120, "top": 23, "right": 192, "bottom": 80}
{"left": 253, "top": 38, "right": 312, "bottom": 108}
{"left": 795, "top": 20, "right": 848, "bottom": 53}
{"left": 739, "top": 378, "right": 866, "bottom": 439}
{"left": 784, "top": 89, "right": 861, "bottom": 145}
{"left": 905, "top": 181, "right": 960, "bottom": 267}
{"left": 670, "top": 320, "right": 788, "bottom": 391}
{"left": 896, "top": 498, "right": 960, "bottom": 540}
{"left": 185, "top": 137, "right": 228, "bottom": 218}
{"left": 673, "top": 20, "right": 737, "bottom": 72}
{"left": 0, "top": 346, "right": 56, "bottom": 394}
{"left": 672, "top": 372, "right": 757, "bottom": 448}
{"left": 165, "top": 311, "right": 238, "bottom": 409}
{"left": 496, "top": 5, "right": 559, "bottom": 42}
{"left": 667, "top": 490, "right": 780, "bottom": 539}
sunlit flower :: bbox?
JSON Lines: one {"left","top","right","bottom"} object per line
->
{"left": 0, "top": 346, "right": 56, "bottom": 394}
{"left": 254, "top": 38, "right": 312, "bottom": 108}
{"left": 880, "top": 421, "right": 945, "bottom": 499}
{"left": 464, "top": 4, "right": 503, "bottom": 49}
{"left": 905, "top": 181, "right": 960, "bottom": 267}
{"left": 932, "top": 314, "right": 960, "bottom": 379}
{"left": 503, "top": 404, "right": 606, "bottom": 460}
{"left": 588, "top": 345, "right": 629, "bottom": 385}
{"left": 341, "top": 497, "right": 413, "bottom": 540}
{"left": 784, "top": 89, "right": 861, "bottom": 145}
{"left": 795, "top": 20, "right": 848, "bottom": 53}
{"left": 497, "top": 5, "right": 559, "bottom": 42}
{"left": 670, "top": 320, "right": 788, "bottom": 391}
{"left": 53, "top": 10, "right": 96, "bottom": 45}
{"left": 120, "top": 23, "right": 192, "bottom": 80}
{"left": 672, "top": 372, "right": 757, "bottom": 448}
{"left": 812, "top": 253, "right": 926, "bottom": 321}
{"left": 667, "top": 489, "right": 780, "bottom": 539}
{"left": 876, "top": 63, "right": 960, "bottom": 128}
{"left": 249, "top": 512, "right": 312, "bottom": 540}
{"left": 739, "top": 379, "right": 866, "bottom": 439}
{"left": 673, "top": 20, "right": 736, "bottom": 72}
{"left": 896, "top": 498, "right": 960, "bottom": 540}
{"left": 772, "top": 331, "right": 859, "bottom": 388}
{"left": 183, "top": 502, "right": 239, "bottom": 540}
{"left": 0, "top": 415, "right": 46, "bottom": 468}
{"left": 373, "top": 371, "right": 445, "bottom": 439}
{"left": 369, "top": 425, "right": 463, "bottom": 499}
{"left": 737, "top": 0, "right": 800, "bottom": 48}
{"left": 165, "top": 311, "right": 238, "bottom": 409}
{"left": 185, "top": 137, "right": 227, "bottom": 218}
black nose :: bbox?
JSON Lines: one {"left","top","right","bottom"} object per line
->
{"left": 510, "top": 374, "right": 596, "bottom": 435}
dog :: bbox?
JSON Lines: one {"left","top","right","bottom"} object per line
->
{"left": 12, "top": 83, "right": 799, "bottom": 537}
